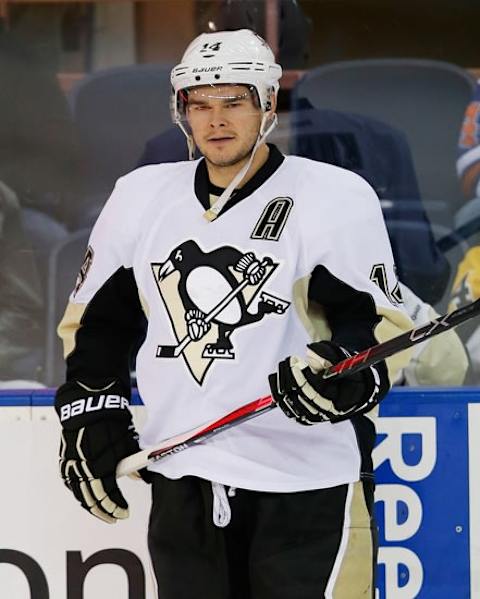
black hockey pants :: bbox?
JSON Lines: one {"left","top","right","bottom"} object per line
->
{"left": 147, "top": 474, "right": 377, "bottom": 599}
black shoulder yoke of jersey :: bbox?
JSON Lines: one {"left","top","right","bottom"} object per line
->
{"left": 194, "top": 143, "right": 285, "bottom": 215}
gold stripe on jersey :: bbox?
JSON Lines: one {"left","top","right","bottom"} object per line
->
{"left": 138, "top": 290, "right": 150, "bottom": 319}
{"left": 328, "top": 481, "right": 375, "bottom": 598}
{"left": 57, "top": 267, "right": 146, "bottom": 387}
{"left": 375, "top": 305, "right": 414, "bottom": 382}
{"left": 292, "top": 277, "right": 331, "bottom": 342}
{"left": 57, "top": 302, "right": 87, "bottom": 358}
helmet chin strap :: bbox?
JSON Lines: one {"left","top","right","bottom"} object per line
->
{"left": 204, "top": 113, "right": 278, "bottom": 222}
{"left": 177, "top": 121, "right": 196, "bottom": 160}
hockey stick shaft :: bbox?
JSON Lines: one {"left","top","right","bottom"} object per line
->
{"left": 118, "top": 297, "right": 480, "bottom": 477}
{"left": 116, "top": 394, "right": 275, "bottom": 477}
{"left": 321, "top": 298, "right": 480, "bottom": 378}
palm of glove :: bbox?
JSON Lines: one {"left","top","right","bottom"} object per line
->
{"left": 269, "top": 340, "right": 380, "bottom": 425}
{"left": 60, "top": 418, "right": 141, "bottom": 523}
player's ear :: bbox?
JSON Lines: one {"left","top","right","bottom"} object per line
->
{"left": 269, "top": 93, "right": 277, "bottom": 115}
{"left": 264, "top": 96, "right": 277, "bottom": 131}
{"left": 264, "top": 89, "right": 277, "bottom": 121}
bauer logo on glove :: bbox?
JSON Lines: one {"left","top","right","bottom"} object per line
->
{"left": 55, "top": 379, "right": 150, "bottom": 524}
{"left": 59, "top": 393, "right": 130, "bottom": 422}
{"left": 269, "top": 340, "right": 388, "bottom": 425}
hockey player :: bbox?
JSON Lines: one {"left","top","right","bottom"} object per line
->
{"left": 55, "top": 29, "right": 413, "bottom": 598}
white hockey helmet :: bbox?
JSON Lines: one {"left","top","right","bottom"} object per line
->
{"left": 171, "top": 29, "right": 283, "bottom": 221}
{"left": 171, "top": 29, "right": 282, "bottom": 123}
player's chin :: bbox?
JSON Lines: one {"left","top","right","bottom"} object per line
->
{"left": 204, "top": 145, "right": 254, "bottom": 168}
{"left": 203, "top": 150, "right": 240, "bottom": 167}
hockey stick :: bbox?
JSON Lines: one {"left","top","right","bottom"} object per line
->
{"left": 117, "top": 297, "right": 480, "bottom": 477}
{"left": 157, "top": 258, "right": 271, "bottom": 358}
{"left": 117, "top": 394, "right": 274, "bottom": 477}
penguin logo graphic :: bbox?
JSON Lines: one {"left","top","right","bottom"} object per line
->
{"left": 152, "top": 240, "right": 290, "bottom": 385}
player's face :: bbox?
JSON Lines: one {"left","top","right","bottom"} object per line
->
{"left": 185, "top": 84, "right": 263, "bottom": 167}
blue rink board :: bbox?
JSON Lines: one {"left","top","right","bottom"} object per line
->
{"left": 376, "top": 387, "right": 480, "bottom": 599}
{"left": 1, "top": 387, "right": 479, "bottom": 598}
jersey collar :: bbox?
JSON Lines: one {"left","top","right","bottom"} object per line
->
{"left": 194, "top": 144, "right": 285, "bottom": 216}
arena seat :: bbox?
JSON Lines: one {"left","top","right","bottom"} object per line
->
{"left": 67, "top": 64, "right": 173, "bottom": 226}
{"left": 291, "top": 58, "right": 476, "bottom": 225}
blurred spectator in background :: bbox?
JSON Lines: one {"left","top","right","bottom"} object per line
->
{"left": 453, "top": 79, "right": 480, "bottom": 240}
{"left": 447, "top": 81, "right": 480, "bottom": 382}
{"left": 457, "top": 80, "right": 480, "bottom": 203}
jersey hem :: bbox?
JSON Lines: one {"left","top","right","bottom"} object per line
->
{"left": 147, "top": 464, "right": 361, "bottom": 493}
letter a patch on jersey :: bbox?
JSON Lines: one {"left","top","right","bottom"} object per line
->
{"left": 250, "top": 197, "right": 293, "bottom": 241}
{"left": 151, "top": 240, "right": 290, "bottom": 385}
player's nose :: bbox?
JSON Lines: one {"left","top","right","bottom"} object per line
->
{"left": 208, "top": 105, "right": 228, "bottom": 128}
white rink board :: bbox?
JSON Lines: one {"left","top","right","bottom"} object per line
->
{"left": 0, "top": 409, "right": 156, "bottom": 599}
{"left": 1, "top": 388, "right": 480, "bottom": 599}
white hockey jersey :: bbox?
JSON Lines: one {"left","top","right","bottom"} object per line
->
{"left": 59, "top": 146, "right": 412, "bottom": 492}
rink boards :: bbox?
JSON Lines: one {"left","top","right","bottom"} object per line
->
{"left": 0, "top": 387, "right": 478, "bottom": 598}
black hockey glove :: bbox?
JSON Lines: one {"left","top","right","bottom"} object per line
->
{"left": 55, "top": 379, "right": 146, "bottom": 524}
{"left": 269, "top": 340, "right": 385, "bottom": 425}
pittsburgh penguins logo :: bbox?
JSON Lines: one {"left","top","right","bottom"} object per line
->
{"left": 152, "top": 240, "right": 290, "bottom": 385}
